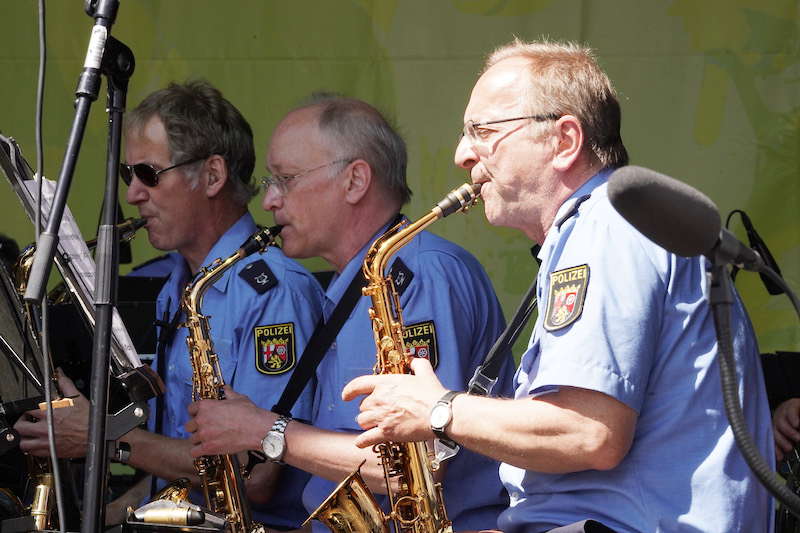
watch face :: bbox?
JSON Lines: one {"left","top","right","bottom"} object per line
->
{"left": 262, "top": 433, "right": 284, "bottom": 459}
{"left": 430, "top": 404, "right": 451, "bottom": 429}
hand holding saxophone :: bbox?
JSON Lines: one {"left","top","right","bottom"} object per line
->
{"left": 185, "top": 386, "right": 277, "bottom": 457}
{"left": 344, "top": 357, "right": 448, "bottom": 449}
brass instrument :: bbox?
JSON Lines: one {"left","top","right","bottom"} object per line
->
{"left": 14, "top": 216, "right": 146, "bottom": 301}
{"left": 179, "top": 225, "right": 282, "bottom": 533}
{"left": 307, "top": 183, "right": 482, "bottom": 533}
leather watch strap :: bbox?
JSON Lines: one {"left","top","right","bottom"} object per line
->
{"left": 431, "top": 390, "right": 462, "bottom": 440}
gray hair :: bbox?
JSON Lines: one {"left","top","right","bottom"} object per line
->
{"left": 297, "top": 94, "right": 412, "bottom": 206}
{"left": 485, "top": 38, "right": 629, "bottom": 168}
{"left": 125, "top": 80, "right": 256, "bottom": 206}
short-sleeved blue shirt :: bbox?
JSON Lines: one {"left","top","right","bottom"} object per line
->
{"left": 302, "top": 220, "right": 513, "bottom": 532}
{"left": 498, "top": 170, "right": 774, "bottom": 533}
{"left": 149, "top": 213, "right": 324, "bottom": 529}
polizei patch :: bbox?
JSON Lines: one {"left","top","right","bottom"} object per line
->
{"left": 544, "top": 265, "right": 589, "bottom": 331}
{"left": 254, "top": 322, "right": 296, "bottom": 374}
{"left": 403, "top": 320, "right": 438, "bottom": 369}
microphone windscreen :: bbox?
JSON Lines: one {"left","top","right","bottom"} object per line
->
{"left": 607, "top": 166, "right": 722, "bottom": 257}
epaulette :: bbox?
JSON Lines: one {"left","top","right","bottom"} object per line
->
{"left": 239, "top": 259, "right": 278, "bottom": 294}
{"left": 555, "top": 194, "right": 592, "bottom": 230}
{"left": 390, "top": 257, "right": 414, "bottom": 297}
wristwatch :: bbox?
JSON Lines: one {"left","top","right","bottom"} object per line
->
{"left": 260, "top": 415, "right": 291, "bottom": 463}
{"left": 429, "top": 390, "right": 463, "bottom": 441}
{"left": 113, "top": 441, "right": 131, "bottom": 464}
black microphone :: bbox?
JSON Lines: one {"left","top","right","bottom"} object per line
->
{"left": 607, "top": 166, "right": 764, "bottom": 271}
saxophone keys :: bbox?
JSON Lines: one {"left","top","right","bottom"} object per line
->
{"left": 387, "top": 349, "right": 403, "bottom": 364}
{"left": 379, "top": 336, "right": 394, "bottom": 350}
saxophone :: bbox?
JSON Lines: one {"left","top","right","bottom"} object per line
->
{"left": 307, "top": 183, "right": 482, "bottom": 533}
{"left": 179, "top": 225, "right": 282, "bottom": 533}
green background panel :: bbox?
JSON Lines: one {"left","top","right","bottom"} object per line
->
{"left": 1, "top": 1, "right": 797, "bottom": 358}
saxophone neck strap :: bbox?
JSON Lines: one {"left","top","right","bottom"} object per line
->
{"left": 467, "top": 245, "right": 541, "bottom": 396}
{"left": 153, "top": 297, "right": 183, "bottom": 436}
{"left": 272, "top": 268, "right": 367, "bottom": 417}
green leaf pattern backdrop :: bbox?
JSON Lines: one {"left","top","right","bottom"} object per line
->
{"left": 1, "top": 1, "right": 797, "bottom": 358}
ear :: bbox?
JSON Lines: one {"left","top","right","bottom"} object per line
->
{"left": 342, "top": 159, "right": 372, "bottom": 204}
{"left": 551, "top": 115, "right": 584, "bottom": 172}
{"left": 204, "top": 154, "right": 229, "bottom": 198}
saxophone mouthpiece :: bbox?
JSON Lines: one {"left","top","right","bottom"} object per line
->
{"left": 128, "top": 217, "right": 147, "bottom": 231}
{"left": 434, "top": 183, "right": 482, "bottom": 218}
{"left": 119, "top": 217, "right": 147, "bottom": 242}
{"left": 239, "top": 224, "right": 284, "bottom": 256}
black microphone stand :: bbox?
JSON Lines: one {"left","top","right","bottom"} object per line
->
{"left": 709, "top": 254, "right": 800, "bottom": 517}
{"left": 15, "top": 1, "right": 134, "bottom": 531}
{"left": 23, "top": 0, "right": 120, "bottom": 305}
{"left": 81, "top": 34, "right": 135, "bottom": 533}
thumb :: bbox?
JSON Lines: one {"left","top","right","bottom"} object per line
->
{"left": 55, "top": 370, "right": 81, "bottom": 397}
{"left": 409, "top": 357, "right": 436, "bottom": 380}
{"left": 223, "top": 385, "right": 246, "bottom": 401}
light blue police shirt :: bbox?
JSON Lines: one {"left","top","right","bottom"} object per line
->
{"left": 498, "top": 170, "right": 774, "bottom": 533}
{"left": 303, "top": 220, "right": 513, "bottom": 533}
{"left": 149, "top": 212, "right": 324, "bottom": 529}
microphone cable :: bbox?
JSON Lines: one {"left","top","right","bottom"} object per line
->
{"left": 34, "top": 2, "right": 68, "bottom": 532}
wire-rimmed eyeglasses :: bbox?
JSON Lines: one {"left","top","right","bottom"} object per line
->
{"left": 460, "top": 113, "right": 560, "bottom": 145}
{"left": 260, "top": 158, "right": 354, "bottom": 194}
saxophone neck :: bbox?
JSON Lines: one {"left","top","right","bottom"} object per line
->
{"left": 363, "top": 212, "right": 437, "bottom": 283}
{"left": 362, "top": 182, "right": 481, "bottom": 283}
{"left": 182, "top": 225, "right": 283, "bottom": 315}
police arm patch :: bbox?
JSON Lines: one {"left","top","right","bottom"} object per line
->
{"left": 544, "top": 264, "right": 590, "bottom": 331}
{"left": 239, "top": 259, "right": 278, "bottom": 294}
{"left": 254, "top": 322, "right": 296, "bottom": 374}
{"left": 403, "top": 320, "right": 438, "bottom": 369}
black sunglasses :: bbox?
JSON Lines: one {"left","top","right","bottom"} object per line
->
{"left": 119, "top": 156, "right": 204, "bottom": 187}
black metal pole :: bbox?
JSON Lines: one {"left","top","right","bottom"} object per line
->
{"left": 82, "top": 34, "right": 133, "bottom": 533}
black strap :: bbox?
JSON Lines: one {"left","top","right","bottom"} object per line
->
{"left": 468, "top": 245, "right": 541, "bottom": 396}
{"left": 153, "top": 298, "right": 182, "bottom": 436}
{"left": 151, "top": 296, "right": 182, "bottom": 496}
{"left": 272, "top": 270, "right": 367, "bottom": 417}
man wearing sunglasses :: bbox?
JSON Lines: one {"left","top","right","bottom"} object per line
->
{"left": 16, "top": 80, "right": 324, "bottom": 530}
{"left": 337, "top": 40, "right": 774, "bottom": 533}
{"left": 185, "top": 95, "right": 515, "bottom": 532}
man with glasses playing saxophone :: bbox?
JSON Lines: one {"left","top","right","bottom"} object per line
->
{"left": 185, "top": 95, "right": 514, "bottom": 532}
{"left": 15, "top": 80, "right": 324, "bottom": 530}
{"left": 341, "top": 39, "right": 775, "bottom": 533}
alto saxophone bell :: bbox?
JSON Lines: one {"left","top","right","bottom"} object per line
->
{"left": 303, "top": 462, "right": 387, "bottom": 533}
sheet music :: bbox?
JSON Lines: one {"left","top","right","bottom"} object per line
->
{"left": 21, "top": 178, "right": 142, "bottom": 368}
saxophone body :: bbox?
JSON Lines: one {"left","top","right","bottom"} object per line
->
{"left": 308, "top": 183, "right": 481, "bottom": 533}
{"left": 179, "top": 225, "right": 282, "bottom": 533}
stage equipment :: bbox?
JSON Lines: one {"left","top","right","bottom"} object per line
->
{"left": 608, "top": 165, "right": 800, "bottom": 518}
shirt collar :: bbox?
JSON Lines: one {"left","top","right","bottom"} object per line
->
{"left": 325, "top": 214, "right": 405, "bottom": 306}
{"left": 197, "top": 212, "right": 259, "bottom": 293}
{"left": 538, "top": 168, "right": 613, "bottom": 262}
